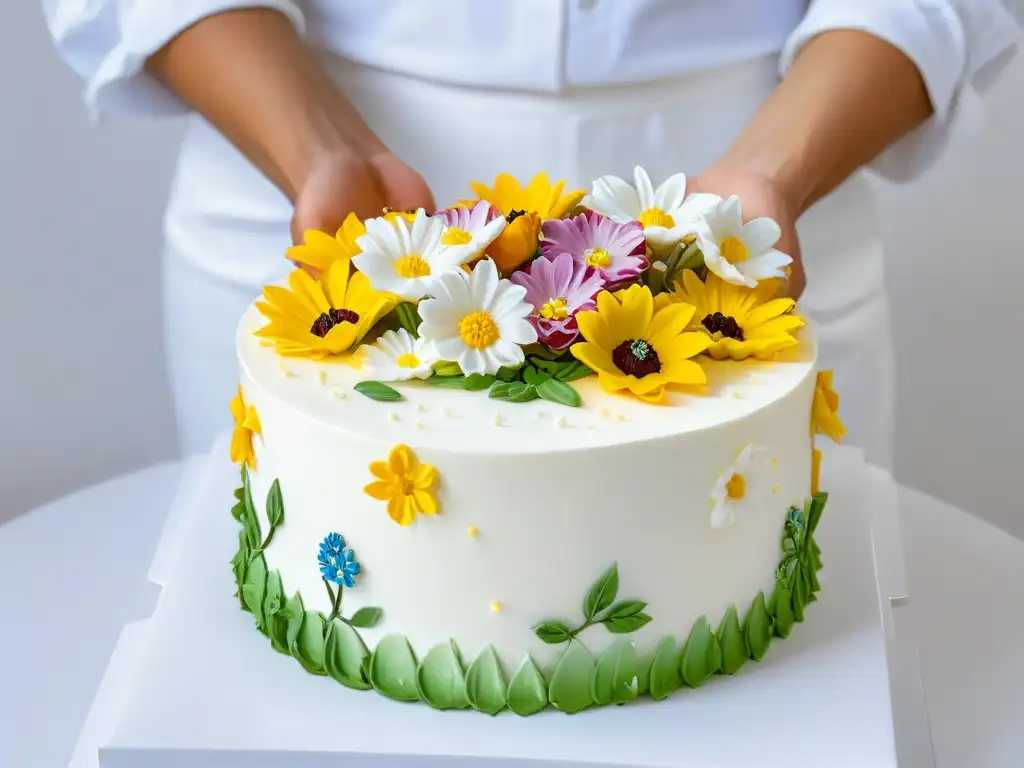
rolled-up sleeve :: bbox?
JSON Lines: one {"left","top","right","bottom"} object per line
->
{"left": 42, "top": 0, "right": 307, "bottom": 120}
{"left": 780, "top": 0, "right": 1022, "bottom": 181}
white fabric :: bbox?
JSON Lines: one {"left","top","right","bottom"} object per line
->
{"left": 163, "top": 55, "right": 893, "bottom": 466}
{"left": 42, "top": 0, "right": 1021, "bottom": 179}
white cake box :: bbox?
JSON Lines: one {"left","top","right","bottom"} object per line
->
{"left": 70, "top": 443, "right": 932, "bottom": 768}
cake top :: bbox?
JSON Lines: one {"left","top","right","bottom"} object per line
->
{"left": 238, "top": 167, "right": 819, "bottom": 452}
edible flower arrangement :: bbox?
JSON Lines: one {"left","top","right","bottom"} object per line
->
{"left": 256, "top": 168, "right": 805, "bottom": 407}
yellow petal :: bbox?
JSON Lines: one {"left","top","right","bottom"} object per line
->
{"left": 369, "top": 461, "right": 392, "bottom": 481}
{"left": 262, "top": 284, "right": 319, "bottom": 320}
{"left": 524, "top": 172, "right": 553, "bottom": 214}
{"left": 570, "top": 342, "right": 618, "bottom": 378}
{"left": 229, "top": 427, "right": 249, "bottom": 465}
{"left": 646, "top": 302, "right": 696, "bottom": 348}
{"left": 413, "top": 490, "right": 439, "bottom": 516}
{"left": 229, "top": 389, "right": 245, "bottom": 422}
{"left": 550, "top": 189, "right": 586, "bottom": 219}
{"left": 364, "top": 481, "right": 395, "bottom": 501}
{"left": 412, "top": 463, "right": 437, "bottom": 489}
{"left": 387, "top": 494, "right": 411, "bottom": 525}
{"left": 389, "top": 444, "right": 412, "bottom": 475}
{"left": 574, "top": 308, "right": 615, "bottom": 351}
{"left": 656, "top": 330, "right": 712, "bottom": 362}
{"left": 242, "top": 405, "right": 262, "bottom": 434}
{"left": 615, "top": 284, "right": 654, "bottom": 340}
{"left": 680, "top": 269, "right": 707, "bottom": 305}
{"left": 661, "top": 358, "right": 708, "bottom": 386}
{"left": 322, "top": 260, "right": 353, "bottom": 310}
{"left": 744, "top": 298, "right": 796, "bottom": 329}
{"left": 337, "top": 213, "right": 366, "bottom": 254}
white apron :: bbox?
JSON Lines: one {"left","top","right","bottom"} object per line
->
{"left": 163, "top": 53, "right": 893, "bottom": 466}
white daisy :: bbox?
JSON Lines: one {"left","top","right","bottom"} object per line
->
{"left": 358, "top": 329, "right": 438, "bottom": 381}
{"left": 709, "top": 444, "right": 773, "bottom": 530}
{"left": 435, "top": 200, "right": 507, "bottom": 261}
{"left": 586, "top": 165, "right": 715, "bottom": 257}
{"left": 353, "top": 209, "right": 474, "bottom": 301}
{"left": 694, "top": 196, "right": 792, "bottom": 288}
{"left": 418, "top": 259, "right": 537, "bottom": 375}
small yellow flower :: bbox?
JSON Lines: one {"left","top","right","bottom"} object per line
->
{"left": 255, "top": 260, "right": 396, "bottom": 361}
{"left": 570, "top": 284, "right": 711, "bottom": 404}
{"left": 487, "top": 211, "right": 541, "bottom": 274}
{"left": 287, "top": 213, "right": 366, "bottom": 272}
{"left": 657, "top": 270, "right": 804, "bottom": 361}
{"left": 469, "top": 172, "right": 585, "bottom": 220}
{"left": 229, "top": 385, "right": 261, "bottom": 470}
{"left": 812, "top": 371, "right": 846, "bottom": 443}
{"left": 811, "top": 448, "right": 823, "bottom": 496}
{"left": 364, "top": 444, "right": 440, "bottom": 526}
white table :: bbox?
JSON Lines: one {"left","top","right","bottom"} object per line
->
{"left": 1, "top": 463, "right": 1021, "bottom": 768}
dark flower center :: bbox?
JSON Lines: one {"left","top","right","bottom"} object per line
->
{"left": 612, "top": 339, "right": 662, "bottom": 377}
{"left": 701, "top": 312, "right": 744, "bottom": 341}
{"left": 310, "top": 308, "right": 360, "bottom": 338}
{"left": 507, "top": 209, "right": 527, "bottom": 223}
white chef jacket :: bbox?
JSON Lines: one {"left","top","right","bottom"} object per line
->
{"left": 44, "top": 0, "right": 1021, "bottom": 181}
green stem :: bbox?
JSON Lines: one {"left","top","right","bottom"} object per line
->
{"left": 259, "top": 525, "right": 276, "bottom": 552}
{"left": 327, "top": 581, "right": 344, "bottom": 622}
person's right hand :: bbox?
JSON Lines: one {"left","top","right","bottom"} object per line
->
{"left": 291, "top": 149, "right": 435, "bottom": 246}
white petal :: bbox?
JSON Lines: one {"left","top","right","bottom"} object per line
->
{"left": 709, "top": 498, "right": 730, "bottom": 530}
{"left": 653, "top": 172, "right": 687, "bottom": 212}
{"left": 741, "top": 218, "right": 782, "bottom": 253}
{"left": 487, "top": 279, "right": 531, "bottom": 320}
{"left": 469, "top": 259, "right": 500, "bottom": 309}
{"left": 717, "top": 196, "right": 744, "bottom": 237}
{"left": 671, "top": 193, "right": 721, "bottom": 228}
{"left": 459, "top": 347, "right": 488, "bottom": 375}
{"left": 489, "top": 339, "right": 526, "bottom": 369}
{"left": 497, "top": 316, "right": 538, "bottom": 346}
{"left": 704, "top": 248, "right": 754, "bottom": 287}
{"left": 738, "top": 250, "right": 792, "bottom": 281}
{"left": 590, "top": 174, "right": 642, "bottom": 222}
{"left": 435, "top": 335, "right": 468, "bottom": 361}
{"left": 633, "top": 166, "right": 657, "bottom": 211}
{"left": 418, "top": 300, "right": 460, "bottom": 339}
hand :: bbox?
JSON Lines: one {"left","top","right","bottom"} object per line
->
{"left": 688, "top": 165, "right": 806, "bottom": 299}
{"left": 291, "top": 149, "right": 435, "bottom": 246}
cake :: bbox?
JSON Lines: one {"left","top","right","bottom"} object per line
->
{"left": 228, "top": 169, "right": 845, "bottom": 715}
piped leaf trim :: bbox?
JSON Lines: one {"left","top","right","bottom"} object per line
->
{"left": 648, "top": 636, "right": 683, "bottom": 700}
{"left": 325, "top": 620, "right": 372, "bottom": 690}
{"left": 716, "top": 606, "right": 749, "bottom": 675}
{"left": 548, "top": 640, "right": 596, "bottom": 714}
{"left": 370, "top": 635, "right": 421, "bottom": 701}
{"left": 417, "top": 640, "right": 469, "bottom": 710}
{"left": 679, "top": 617, "right": 722, "bottom": 688}
{"left": 591, "top": 640, "right": 641, "bottom": 706}
{"left": 464, "top": 645, "right": 508, "bottom": 715}
{"left": 507, "top": 655, "right": 548, "bottom": 716}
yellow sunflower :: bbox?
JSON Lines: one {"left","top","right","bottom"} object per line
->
{"left": 364, "top": 444, "right": 440, "bottom": 526}
{"left": 229, "top": 385, "right": 261, "bottom": 470}
{"left": 571, "top": 284, "right": 711, "bottom": 404}
{"left": 255, "top": 260, "right": 396, "bottom": 360}
{"left": 287, "top": 213, "right": 365, "bottom": 272}
{"left": 812, "top": 370, "right": 846, "bottom": 443}
{"left": 657, "top": 270, "right": 804, "bottom": 361}
{"left": 467, "top": 173, "right": 586, "bottom": 274}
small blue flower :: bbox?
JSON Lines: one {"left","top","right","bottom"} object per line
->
{"left": 318, "top": 532, "right": 361, "bottom": 587}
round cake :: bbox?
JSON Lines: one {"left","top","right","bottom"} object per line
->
{"left": 227, "top": 169, "right": 840, "bottom": 714}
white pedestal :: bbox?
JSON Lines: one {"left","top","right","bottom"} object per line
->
{"left": 72, "top": 444, "right": 932, "bottom": 768}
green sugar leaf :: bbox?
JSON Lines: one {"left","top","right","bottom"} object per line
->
{"left": 584, "top": 563, "right": 619, "bottom": 620}
{"left": 262, "top": 571, "right": 283, "bottom": 623}
{"left": 506, "top": 655, "right": 548, "bottom": 717}
{"left": 464, "top": 373, "right": 497, "bottom": 391}
{"left": 603, "top": 612, "right": 653, "bottom": 634}
{"left": 431, "top": 360, "right": 462, "bottom": 377}
{"left": 465, "top": 645, "right": 508, "bottom": 715}
{"left": 534, "top": 621, "right": 572, "bottom": 644}
{"left": 393, "top": 302, "right": 421, "bottom": 337}
{"left": 716, "top": 606, "right": 749, "bottom": 675}
{"left": 648, "top": 636, "right": 683, "bottom": 700}
{"left": 523, "top": 365, "right": 551, "bottom": 387}
{"left": 495, "top": 365, "right": 522, "bottom": 382}
{"left": 241, "top": 467, "right": 261, "bottom": 550}
{"left": 488, "top": 381, "right": 539, "bottom": 403}
{"left": 770, "top": 584, "right": 795, "bottom": 638}
{"left": 537, "top": 378, "right": 582, "bottom": 408}
{"left": 809, "top": 492, "right": 828, "bottom": 534}
{"left": 349, "top": 606, "right": 383, "bottom": 629}
{"left": 324, "top": 619, "right": 372, "bottom": 690}
{"left": 548, "top": 640, "right": 596, "bottom": 714}
{"left": 417, "top": 640, "right": 469, "bottom": 710}
{"left": 555, "top": 361, "right": 594, "bottom": 382}
{"left": 743, "top": 592, "right": 772, "bottom": 662}
{"left": 354, "top": 381, "right": 403, "bottom": 402}
{"left": 293, "top": 610, "right": 327, "bottom": 676}
{"left": 426, "top": 375, "right": 468, "bottom": 389}
{"left": 370, "top": 635, "right": 421, "bottom": 701}
{"left": 591, "top": 640, "right": 641, "bottom": 706}
{"left": 241, "top": 553, "right": 268, "bottom": 628}
{"left": 680, "top": 616, "right": 722, "bottom": 688}
{"left": 265, "top": 479, "right": 284, "bottom": 529}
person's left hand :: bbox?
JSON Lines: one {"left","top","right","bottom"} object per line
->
{"left": 687, "top": 165, "right": 806, "bottom": 299}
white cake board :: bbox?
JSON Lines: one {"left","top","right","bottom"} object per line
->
{"left": 71, "top": 441, "right": 934, "bottom": 768}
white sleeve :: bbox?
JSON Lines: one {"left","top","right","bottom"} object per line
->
{"left": 780, "top": 0, "right": 1022, "bottom": 182}
{"left": 42, "top": 0, "right": 307, "bottom": 121}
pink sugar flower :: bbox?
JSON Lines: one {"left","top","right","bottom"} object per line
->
{"left": 508, "top": 251, "right": 605, "bottom": 352}
{"left": 540, "top": 210, "right": 648, "bottom": 285}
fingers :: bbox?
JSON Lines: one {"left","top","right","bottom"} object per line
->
{"left": 372, "top": 153, "right": 436, "bottom": 214}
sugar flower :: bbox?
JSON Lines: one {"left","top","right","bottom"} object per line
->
{"left": 587, "top": 166, "right": 714, "bottom": 257}
{"left": 287, "top": 213, "right": 365, "bottom": 272}
{"left": 255, "top": 261, "right": 395, "bottom": 360}
{"left": 509, "top": 251, "right": 604, "bottom": 352}
{"left": 434, "top": 200, "right": 507, "bottom": 262}
{"left": 658, "top": 269, "right": 804, "bottom": 360}
{"left": 812, "top": 371, "right": 846, "bottom": 443}
{"left": 364, "top": 444, "right": 440, "bottom": 527}
{"left": 540, "top": 210, "right": 648, "bottom": 285}
{"left": 692, "top": 196, "right": 792, "bottom": 287}
{"left": 710, "top": 444, "right": 773, "bottom": 529}
{"left": 318, "top": 532, "right": 361, "bottom": 587}
{"left": 358, "top": 328, "right": 438, "bottom": 381}
{"left": 570, "top": 284, "right": 711, "bottom": 404}
{"left": 229, "top": 385, "right": 261, "bottom": 470}
{"left": 353, "top": 209, "right": 476, "bottom": 301}
{"left": 468, "top": 172, "right": 586, "bottom": 274}
{"left": 418, "top": 258, "right": 537, "bottom": 375}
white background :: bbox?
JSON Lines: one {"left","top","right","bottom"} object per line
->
{"left": 1, "top": 3, "right": 1021, "bottom": 538}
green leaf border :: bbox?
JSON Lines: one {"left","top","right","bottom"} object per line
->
{"left": 232, "top": 471, "right": 828, "bottom": 716}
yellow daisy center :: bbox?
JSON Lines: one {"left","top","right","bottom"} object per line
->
{"left": 459, "top": 311, "right": 500, "bottom": 349}
{"left": 400, "top": 478, "right": 416, "bottom": 496}
{"left": 539, "top": 297, "right": 569, "bottom": 321}
{"left": 584, "top": 248, "right": 612, "bottom": 269}
{"left": 725, "top": 472, "right": 747, "bottom": 501}
{"left": 720, "top": 236, "right": 750, "bottom": 264}
{"left": 441, "top": 227, "right": 473, "bottom": 246}
{"left": 396, "top": 353, "right": 421, "bottom": 369}
{"left": 638, "top": 207, "right": 675, "bottom": 228}
{"left": 394, "top": 254, "right": 432, "bottom": 279}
